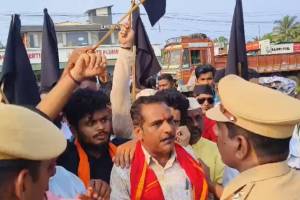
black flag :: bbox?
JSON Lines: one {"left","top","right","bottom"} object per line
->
{"left": 132, "top": 8, "right": 161, "bottom": 88}
{"left": 40, "top": 8, "right": 60, "bottom": 93}
{"left": 143, "top": 0, "right": 166, "bottom": 26}
{"left": 226, "top": 0, "right": 249, "bottom": 80}
{"left": 0, "top": 15, "right": 40, "bottom": 105}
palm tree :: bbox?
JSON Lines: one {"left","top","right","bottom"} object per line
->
{"left": 273, "top": 15, "right": 300, "bottom": 42}
{"left": 262, "top": 33, "right": 274, "bottom": 42}
{"left": 291, "top": 25, "right": 300, "bottom": 42}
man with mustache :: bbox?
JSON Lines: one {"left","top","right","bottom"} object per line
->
{"left": 110, "top": 95, "right": 208, "bottom": 200}
{"left": 206, "top": 75, "right": 300, "bottom": 200}
{"left": 186, "top": 97, "right": 225, "bottom": 199}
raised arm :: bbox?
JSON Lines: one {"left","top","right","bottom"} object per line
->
{"left": 110, "top": 24, "right": 135, "bottom": 138}
{"left": 37, "top": 51, "right": 106, "bottom": 120}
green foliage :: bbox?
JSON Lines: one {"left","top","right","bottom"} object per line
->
{"left": 263, "top": 15, "right": 300, "bottom": 43}
{"left": 214, "top": 36, "right": 229, "bottom": 45}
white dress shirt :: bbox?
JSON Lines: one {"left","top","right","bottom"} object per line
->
{"left": 288, "top": 124, "right": 300, "bottom": 169}
{"left": 49, "top": 166, "right": 86, "bottom": 198}
{"left": 110, "top": 146, "right": 193, "bottom": 200}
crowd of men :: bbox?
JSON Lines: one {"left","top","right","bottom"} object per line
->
{"left": 1, "top": 22, "right": 300, "bottom": 200}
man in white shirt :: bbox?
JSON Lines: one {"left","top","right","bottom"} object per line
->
{"left": 110, "top": 95, "right": 208, "bottom": 200}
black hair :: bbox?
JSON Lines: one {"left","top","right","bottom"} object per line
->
{"left": 145, "top": 76, "right": 157, "bottom": 89}
{"left": 195, "top": 64, "right": 216, "bottom": 79}
{"left": 158, "top": 73, "right": 174, "bottom": 83}
{"left": 63, "top": 89, "right": 110, "bottom": 129}
{"left": 0, "top": 160, "right": 41, "bottom": 198}
{"left": 130, "top": 95, "right": 166, "bottom": 126}
{"left": 225, "top": 122, "right": 291, "bottom": 160}
{"left": 193, "top": 84, "right": 214, "bottom": 96}
{"left": 155, "top": 89, "right": 189, "bottom": 125}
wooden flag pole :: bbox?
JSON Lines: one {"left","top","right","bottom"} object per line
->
{"left": 238, "top": 62, "right": 242, "bottom": 77}
{"left": 130, "top": 0, "right": 137, "bottom": 101}
{"left": 92, "top": 0, "right": 146, "bottom": 51}
{"left": 132, "top": 46, "right": 137, "bottom": 101}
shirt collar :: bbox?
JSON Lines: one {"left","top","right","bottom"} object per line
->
{"left": 222, "top": 161, "right": 291, "bottom": 200}
{"left": 141, "top": 145, "right": 177, "bottom": 170}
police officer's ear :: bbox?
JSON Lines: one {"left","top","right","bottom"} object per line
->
{"left": 15, "top": 169, "right": 31, "bottom": 199}
{"left": 133, "top": 126, "right": 143, "bottom": 140}
{"left": 234, "top": 135, "right": 250, "bottom": 160}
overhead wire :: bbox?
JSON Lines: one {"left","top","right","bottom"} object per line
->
{"left": 0, "top": 10, "right": 298, "bottom": 43}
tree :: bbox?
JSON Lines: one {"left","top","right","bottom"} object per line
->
{"left": 273, "top": 15, "right": 300, "bottom": 42}
{"left": 262, "top": 33, "right": 273, "bottom": 41}
{"left": 291, "top": 25, "right": 300, "bottom": 42}
{"left": 261, "top": 33, "right": 282, "bottom": 43}
{"left": 214, "top": 36, "right": 229, "bottom": 44}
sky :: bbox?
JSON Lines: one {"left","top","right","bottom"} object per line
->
{"left": 0, "top": 0, "right": 299, "bottom": 46}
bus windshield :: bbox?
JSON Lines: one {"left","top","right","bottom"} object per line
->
{"left": 169, "top": 49, "right": 181, "bottom": 67}
{"left": 191, "top": 50, "right": 201, "bottom": 65}
{"left": 182, "top": 49, "right": 190, "bottom": 68}
{"left": 161, "top": 50, "right": 170, "bottom": 68}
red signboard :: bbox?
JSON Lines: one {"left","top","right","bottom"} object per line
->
{"left": 246, "top": 42, "right": 260, "bottom": 51}
{"left": 294, "top": 43, "right": 300, "bottom": 53}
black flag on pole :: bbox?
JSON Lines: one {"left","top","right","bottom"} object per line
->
{"left": 0, "top": 15, "right": 40, "bottom": 105}
{"left": 132, "top": 8, "right": 161, "bottom": 88}
{"left": 143, "top": 0, "right": 166, "bottom": 26}
{"left": 226, "top": 0, "right": 249, "bottom": 80}
{"left": 40, "top": 8, "right": 60, "bottom": 93}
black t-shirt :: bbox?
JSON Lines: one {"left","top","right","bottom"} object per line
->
{"left": 57, "top": 137, "right": 129, "bottom": 184}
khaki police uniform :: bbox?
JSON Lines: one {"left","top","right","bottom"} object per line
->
{"left": 0, "top": 105, "right": 66, "bottom": 160}
{"left": 206, "top": 75, "right": 300, "bottom": 200}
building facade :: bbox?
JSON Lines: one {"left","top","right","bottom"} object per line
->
{"left": 0, "top": 5, "right": 161, "bottom": 78}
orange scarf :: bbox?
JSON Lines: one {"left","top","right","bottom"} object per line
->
{"left": 130, "top": 141, "right": 208, "bottom": 200}
{"left": 74, "top": 139, "right": 116, "bottom": 187}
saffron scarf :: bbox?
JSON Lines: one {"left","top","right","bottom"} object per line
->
{"left": 130, "top": 141, "right": 208, "bottom": 200}
{"left": 74, "top": 139, "right": 117, "bottom": 187}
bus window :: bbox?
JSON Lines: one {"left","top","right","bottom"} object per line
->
{"left": 161, "top": 50, "right": 170, "bottom": 68}
{"left": 191, "top": 50, "right": 201, "bottom": 65}
{"left": 169, "top": 50, "right": 181, "bottom": 68}
{"left": 182, "top": 49, "right": 190, "bottom": 68}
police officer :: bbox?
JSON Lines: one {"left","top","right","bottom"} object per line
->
{"left": 206, "top": 75, "right": 300, "bottom": 200}
{"left": 0, "top": 105, "right": 66, "bottom": 200}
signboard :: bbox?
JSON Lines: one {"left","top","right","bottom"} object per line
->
{"left": 271, "top": 43, "right": 294, "bottom": 54}
{"left": 246, "top": 41, "right": 259, "bottom": 51}
{"left": 0, "top": 46, "right": 119, "bottom": 66}
{"left": 188, "top": 42, "right": 210, "bottom": 48}
{"left": 294, "top": 43, "right": 300, "bottom": 53}
{"left": 166, "top": 37, "right": 182, "bottom": 46}
{"left": 0, "top": 44, "right": 162, "bottom": 67}
{"left": 259, "top": 39, "right": 271, "bottom": 55}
